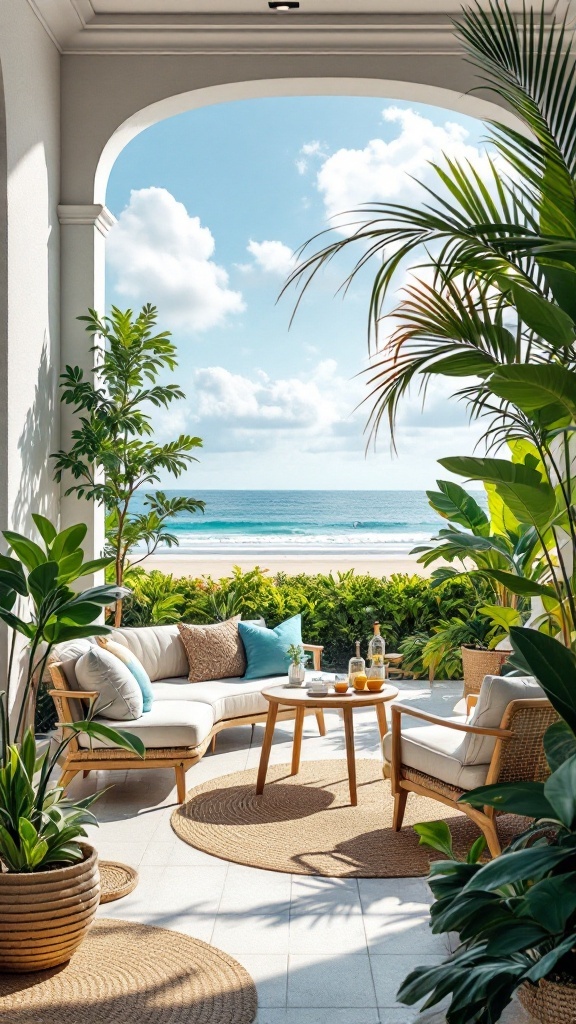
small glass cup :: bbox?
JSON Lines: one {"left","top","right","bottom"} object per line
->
{"left": 334, "top": 678, "right": 349, "bottom": 694}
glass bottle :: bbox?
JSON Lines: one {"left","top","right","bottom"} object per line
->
{"left": 367, "top": 622, "right": 386, "bottom": 682}
{"left": 348, "top": 641, "right": 366, "bottom": 688}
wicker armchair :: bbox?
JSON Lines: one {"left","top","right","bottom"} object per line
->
{"left": 384, "top": 677, "right": 558, "bottom": 857}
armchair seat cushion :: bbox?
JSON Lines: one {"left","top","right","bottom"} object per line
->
{"left": 383, "top": 726, "right": 490, "bottom": 791}
{"left": 77, "top": 699, "right": 215, "bottom": 750}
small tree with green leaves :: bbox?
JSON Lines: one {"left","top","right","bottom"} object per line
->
{"left": 52, "top": 305, "right": 205, "bottom": 625}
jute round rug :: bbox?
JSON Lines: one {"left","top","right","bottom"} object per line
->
{"left": 0, "top": 919, "right": 257, "bottom": 1024}
{"left": 171, "top": 759, "right": 526, "bottom": 877}
{"left": 99, "top": 860, "right": 139, "bottom": 903}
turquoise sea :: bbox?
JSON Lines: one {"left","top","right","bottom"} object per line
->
{"left": 131, "top": 490, "right": 460, "bottom": 556}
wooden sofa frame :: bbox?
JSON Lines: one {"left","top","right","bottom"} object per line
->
{"left": 385, "top": 696, "right": 558, "bottom": 857}
{"left": 49, "top": 644, "right": 324, "bottom": 802}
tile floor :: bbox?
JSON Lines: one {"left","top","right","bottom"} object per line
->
{"left": 69, "top": 681, "right": 533, "bottom": 1024}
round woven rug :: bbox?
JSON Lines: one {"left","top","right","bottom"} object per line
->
{"left": 171, "top": 759, "right": 526, "bottom": 877}
{"left": 99, "top": 860, "right": 139, "bottom": 904}
{"left": 0, "top": 919, "right": 257, "bottom": 1024}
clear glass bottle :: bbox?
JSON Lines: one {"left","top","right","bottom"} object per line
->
{"left": 348, "top": 641, "right": 366, "bottom": 687}
{"left": 367, "top": 622, "right": 386, "bottom": 682}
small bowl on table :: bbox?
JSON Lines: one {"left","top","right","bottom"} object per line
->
{"left": 366, "top": 678, "right": 384, "bottom": 692}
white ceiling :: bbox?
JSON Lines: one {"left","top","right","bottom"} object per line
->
{"left": 28, "top": 0, "right": 569, "bottom": 52}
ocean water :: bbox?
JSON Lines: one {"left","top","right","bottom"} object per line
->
{"left": 131, "top": 490, "right": 452, "bottom": 556}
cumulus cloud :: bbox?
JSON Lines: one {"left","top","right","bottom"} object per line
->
{"left": 107, "top": 187, "right": 244, "bottom": 332}
{"left": 315, "top": 107, "right": 494, "bottom": 233}
{"left": 296, "top": 139, "right": 328, "bottom": 175}
{"left": 242, "top": 239, "right": 296, "bottom": 276}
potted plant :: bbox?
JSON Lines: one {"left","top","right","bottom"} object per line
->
{"left": 0, "top": 514, "right": 144, "bottom": 972}
{"left": 397, "top": 627, "right": 576, "bottom": 1024}
{"left": 420, "top": 614, "right": 507, "bottom": 690}
{"left": 286, "top": 644, "right": 308, "bottom": 685}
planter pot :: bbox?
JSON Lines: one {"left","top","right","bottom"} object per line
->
{"left": 518, "top": 977, "right": 576, "bottom": 1024}
{"left": 461, "top": 645, "right": 509, "bottom": 698}
{"left": 288, "top": 663, "right": 306, "bottom": 685}
{"left": 0, "top": 843, "right": 100, "bottom": 972}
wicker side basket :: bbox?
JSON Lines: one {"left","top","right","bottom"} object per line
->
{"left": 518, "top": 977, "right": 576, "bottom": 1024}
{"left": 461, "top": 645, "right": 509, "bottom": 698}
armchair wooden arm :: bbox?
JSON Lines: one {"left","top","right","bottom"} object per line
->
{"left": 390, "top": 703, "right": 513, "bottom": 738}
{"left": 303, "top": 644, "right": 324, "bottom": 670}
{"left": 49, "top": 690, "right": 99, "bottom": 700}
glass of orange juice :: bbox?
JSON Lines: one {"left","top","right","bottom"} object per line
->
{"left": 334, "top": 677, "right": 349, "bottom": 693}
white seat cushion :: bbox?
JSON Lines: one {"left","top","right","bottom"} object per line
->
{"left": 382, "top": 725, "right": 489, "bottom": 791}
{"left": 152, "top": 671, "right": 334, "bottom": 723}
{"left": 107, "top": 625, "right": 189, "bottom": 682}
{"left": 77, "top": 699, "right": 215, "bottom": 750}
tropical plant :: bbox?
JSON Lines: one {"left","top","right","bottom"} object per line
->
{"left": 0, "top": 514, "right": 145, "bottom": 872}
{"left": 121, "top": 568, "right": 184, "bottom": 626}
{"left": 397, "top": 626, "right": 576, "bottom": 1024}
{"left": 420, "top": 613, "right": 497, "bottom": 679}
{"left": 52, "top": 305, "right": 205, "bottom": 625}
{"left": 284, "top": 2, "right": 576, "bottom": 448}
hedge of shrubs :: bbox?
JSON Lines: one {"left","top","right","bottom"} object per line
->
{"left": 120, "top": 566, "right": 483, "bottom": 677}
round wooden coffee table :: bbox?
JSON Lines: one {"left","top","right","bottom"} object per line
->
{"left": 256, "top": 683, "right": 399, "bottom": 806}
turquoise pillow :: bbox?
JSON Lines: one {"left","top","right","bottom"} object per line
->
{"left": 239, "top": 615, "right": 303, "bottom": 680}
{"left": 100, "top": 638, "right": 154, "bottom": 713}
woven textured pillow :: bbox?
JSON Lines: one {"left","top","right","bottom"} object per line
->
{"left": 177, "top": 617, "right": 246, "bottom": 683}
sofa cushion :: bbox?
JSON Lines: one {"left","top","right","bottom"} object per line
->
{"left": 77, "top": 700, "right": 215, "bottom": 750}
{"left": 46, "top": 637, "right": 97, "bottom": 688}
{"left": 97, "top": 637, "right": 154, "bottom": 712}
{"left": 382, "top": 726, "right": 489, "bottom": 791}
{"left": 462, "top": 674, "right": 545, "bottom": 765}
{"left": 239, "top": 614, "right": 302, "bottom": 680}
{"left": 177, "top": 617, "right": 246, "bottom": 683}
{"left": 152, "top": 670, "right": 333, "bottom": 723}
{"left": 107, "top": 624, "right": 189, "bottom": 682}
{"left": 75, "top": 647, "right": 143, "bottom": 721}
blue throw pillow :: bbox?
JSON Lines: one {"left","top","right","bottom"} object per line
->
{"left": 239, "top": 615, "right": 303, "bottom": 680}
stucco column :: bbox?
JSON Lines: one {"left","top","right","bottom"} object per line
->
{"left": 57, "top": 203, "right": 116, "bottom": 564}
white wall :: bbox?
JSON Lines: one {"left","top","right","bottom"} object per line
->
{"left": 0, "top": 0, "right": 61, "bottom": 536}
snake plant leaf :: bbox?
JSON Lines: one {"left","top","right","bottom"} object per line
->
{"left": 543, "top": 721, "right": 576, "bottom": 771}
{"left": 509, "top": 626, "right": 576, "bottom": 734}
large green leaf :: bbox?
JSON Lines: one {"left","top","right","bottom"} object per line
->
{"left": 505, "top": 281, "right": 575, "bottom": 346}
{"left": 439, "top": 457, "right": 556, "bottom": 530}
{"left": 509, "top": 627, "right": 576, "bottom": 735}
{"left": 543, "top": 721, "right": 576, "bottom": 771}
{"left": 488, "top": 364, "right": 576, "bottom": 422}
{"left": 70, "top": 720, "right": 145, "bottom": 759}
{"left": 460, "top": 781, "right": 555, "bottom": 819}
{"left": 520, "top": 874, "right": 576, "bottom": 933}
{"left": 480, "top": 570, "right": 557, "bottom": 600}
{"left": 26, "top": 561, "right": 59, "bottom": 607}
{"left": 50, "top": 523, "right": 88, "bottom": 562}
{"left": 425, "top": 351, "right": 498, "bottom": 377}
{"left": 484, "top": 482, "right": 520, "bottom": 537}
{"left": 427, "top": 480, "right": 490, "bottom": 535}
{"left": 31, "top": 513, "right": 57, "bottom": 547}
{"left": 464, "top": 842, "right": 576, "bottom": 891}
{"left": 3, "top": 532, "right": 46, "bottom": 572}
{"left": 544, "top": 755, "right": 576, "bottom": 827}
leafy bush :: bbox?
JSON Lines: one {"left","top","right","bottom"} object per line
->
{"left": 119, "top": 566, "right": 481, "bottom": 675}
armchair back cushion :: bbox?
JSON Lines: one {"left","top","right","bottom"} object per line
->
{"left": 462, "top": 674, "right": 545, "bottom": 765}
{"left": 107, "top": 624, "right": 189, "bottom": 682}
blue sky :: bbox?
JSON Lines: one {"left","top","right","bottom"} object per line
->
{"left": 105, "top": 96, "right": 489, "bottom": 490}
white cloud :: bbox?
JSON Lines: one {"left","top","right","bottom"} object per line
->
{"left": 296, "top": 139, "right": 328, "bottom": 174}
{"left": 107, "top": 187, "right": 244, "bottom": 332}
{"left": 315, "top": 107, "right": 494, "bottom": 233}
{"left": 243, "top": 238, "right": 296, "bottom": 277}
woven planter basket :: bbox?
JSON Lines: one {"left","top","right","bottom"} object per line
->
{"left": 461, "top": 645, "right": 509, "bottom": 698}
{"left": 0, "top": 843, "right": 100, "bottom": 972}
{"left": 518, "top": 976, "right": 576, "bottom": 1023}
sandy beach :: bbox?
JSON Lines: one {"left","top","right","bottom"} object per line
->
{"left": 144, "top": 552, "right": 433, "bottom": 579}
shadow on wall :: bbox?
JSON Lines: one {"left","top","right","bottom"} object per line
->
{"left": 12, "top": 336, "right": 58, "bottom": 532}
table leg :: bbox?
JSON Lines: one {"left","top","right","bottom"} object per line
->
{"left": 375, "top": 702, "right": 388, "bottom": 739}
{"left": 256, "top": 703, "right": 279, "bottom": 795}
{"left": 291, "top": 706, "right": 305, "bottom": 776}
{"left": 342, "top": 706, "right": 357, "bottom": 806}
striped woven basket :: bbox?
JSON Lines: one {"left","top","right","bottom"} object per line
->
{"left": 461, "top": 645, "right": 509, "bottom": 698}
{"left": 518, "top": 977, "right": 576, "bottom": 1024}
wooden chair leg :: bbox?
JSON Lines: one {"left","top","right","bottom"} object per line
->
{"left": 59, "top": 769, "right": 80, "bottom": 792}
{"left": 393, "top": 788, "right": 408, "bottom": 831}
{"left": 464, "top": 806, "right": 502, "bottom": 858}
{"left": 315, "top": 709, "right": 326, "bottom": 736}
{"left": 175, "top": 763, "right": 187, "bottom": 804}
{"left": 211, "top": 733, "right": 217, "bottom": 754}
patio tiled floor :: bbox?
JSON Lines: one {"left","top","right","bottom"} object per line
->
{"left": 70, "top": 682, "right": 534, "bottom": 1023}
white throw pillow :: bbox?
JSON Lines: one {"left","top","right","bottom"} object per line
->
{"left": 75, "top": 647, "right": 143, "bottom": 721}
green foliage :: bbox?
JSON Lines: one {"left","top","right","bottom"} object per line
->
{"left": 52, "top": 305, "right": 204, "bottom": 620}
{"left": 397, "top": 626, "right": 576, "bottom": 1023}
{"left": 120, "top": 565, "right": 479, "bottom": 676}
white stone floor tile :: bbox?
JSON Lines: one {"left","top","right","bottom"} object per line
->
{"left": 232, "top": 954, "right": 289, "bottom": 1007}
{"left": 212, "top": 912, "right": 291, "bottom": 954}
{"left": 370, "top": 952, "right": 444, "bottom": 1008}
{"left": 287, "top": 952, "right": 377, "bottom": 1007}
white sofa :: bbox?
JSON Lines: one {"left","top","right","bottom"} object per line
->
{"left": 48, "top": 623, "right": 327, "bottom": 801}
